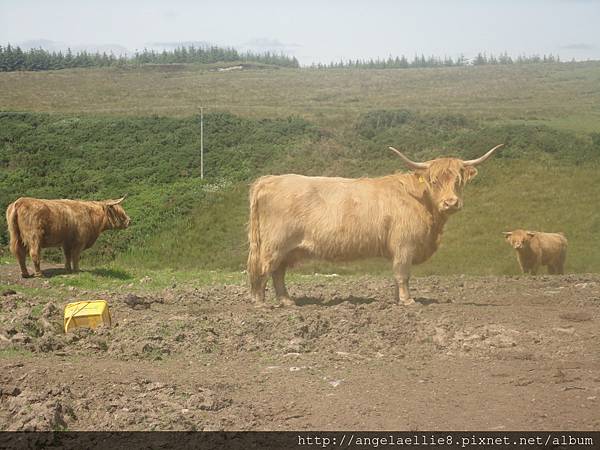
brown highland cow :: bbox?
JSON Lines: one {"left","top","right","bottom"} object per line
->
{"left": 247, "top": 144, "right": 503, "bottom": 307}
{"left": 6, "top": 197, "right": 130, "bottom": 277}
{"left": 503, "top": 229, "right": 567, "bottom": 275}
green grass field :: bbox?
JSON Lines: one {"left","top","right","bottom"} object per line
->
{"left": 1, "top": 62, "right": 599, "bottom": 277}
{"left": 2, "top": 62, "right": 600, "bottom": 130}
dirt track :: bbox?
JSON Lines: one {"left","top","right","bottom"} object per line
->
{"left": 1, "top": 265, "right": 599, "bottom": 431}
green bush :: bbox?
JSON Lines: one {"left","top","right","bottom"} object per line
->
{"left": 353, "top": 109, "right": 599, "bottom": 164}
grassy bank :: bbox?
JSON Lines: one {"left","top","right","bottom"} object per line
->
{"left": 0, "top": 111, "right": 319, "bottom": 269}
{"left": 1, "top": 62, "right": 600, "bottom": 132}
{"left": 1, "top": 62, "right": 599, "bottom": 276}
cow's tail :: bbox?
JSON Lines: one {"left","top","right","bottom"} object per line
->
{"left": 247, "top": 182, "right": 263, "bottom": 299}
{"left": 6, "top": 200, "right": 23, "bottom": 256}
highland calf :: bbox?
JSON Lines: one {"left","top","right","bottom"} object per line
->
{"left": 6, "top": 197, "right": 130, "bottom": 278}
{"left": 247, "top": 144, "right": 503, "bottom": 306}
{"left": 503, "top": 229, "right": 567, "bottom": 275}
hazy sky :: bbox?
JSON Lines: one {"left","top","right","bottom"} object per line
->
{"left": 1, "top": 0, "right": 599, "bottom": 65}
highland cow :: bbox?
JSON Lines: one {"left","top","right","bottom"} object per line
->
{"left": 6, "top": 197, "right": 130, "bottom": 277}
{"left": 247, "top": 144, "right": 503, "bottom": 306}
{"left": 503, "top": 229, "right": 567, "bottom": 274}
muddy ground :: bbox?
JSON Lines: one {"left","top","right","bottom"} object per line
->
{"left": 1, "top": 264, "right": 599, "bottom": 431}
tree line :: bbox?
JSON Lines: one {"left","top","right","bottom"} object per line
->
{"left": 0, "top": 44, "right": 300, "bottom": 72}
{"left": 312, "top": 52, "right": 564, "bottom": 69}
{"left": 0, "top": 44, "right": 573, "bottom": 72}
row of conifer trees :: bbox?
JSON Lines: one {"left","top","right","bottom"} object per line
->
{"left": 312, "top": 52, "right": 563, "bottom": 69}
{"left": 0, "top": 44, "right": 568, "bottom": 72}
{"left": 0, "top": 44, "right": 300, "bottom": 72}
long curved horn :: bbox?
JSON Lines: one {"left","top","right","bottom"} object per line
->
{"left": 106, "top": 195, "right": 127, "bottom": 206}
{"left": 388, "top": 147, "right": 430, "bottom": 170}
{"left": 463, "top": 144, "right": 504, "bottom": 166}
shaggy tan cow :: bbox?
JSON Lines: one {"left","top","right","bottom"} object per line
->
{"left": 503, "top": 229, "right": 567, "bottom": 274}
{"left": 247, "top": 144, "right": 503, "bottom": 306}
{"left": 6, "top": 197, "right": 130, "bottom": 278}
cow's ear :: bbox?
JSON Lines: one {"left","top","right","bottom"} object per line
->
{"left": 414, "top": 169, "right": 428, "bottom": 184}
{"left": 463, "top": 165, "right": 478, "bottom": 182}
{"left": 502, "top": 232, "right": 512, "bottom": 239}
{"left": 527, "top": 231, "right": 536, "bottom": 238}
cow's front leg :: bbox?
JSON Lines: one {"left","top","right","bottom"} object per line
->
{"left": 530, "top": 256, "right": 542, "bottom": 275}
{"left": 393, "top": 250, "right": 415, "bottom": 306}
{"left": 517, "top": 256, "right": 527, "bottom": 274}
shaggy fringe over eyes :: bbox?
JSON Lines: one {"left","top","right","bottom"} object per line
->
{"left": 424, "top": 160, "right": 473, "bottom": 187}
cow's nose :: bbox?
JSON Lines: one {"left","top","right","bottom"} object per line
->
{"left": 443, "top": 197, "right": 459, "bottom": 209}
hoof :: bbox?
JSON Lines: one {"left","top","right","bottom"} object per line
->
{"left": 21, "top": 273, "right": 32, "bottom": 279}
{"left": 33, "top": 272, "right": 43, "bottom": 278}
{"left": 279, "top": 297, "right": 296, "bottom": 307}
{"left": 400, "top": 298, "right": 416, "bottom": 306}
{"left": 253, "top": 301, "right": 270, "bottom": 309}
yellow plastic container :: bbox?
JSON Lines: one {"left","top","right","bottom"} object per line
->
{"left": 64, "top": 300, "right": 112, "bottom": 333}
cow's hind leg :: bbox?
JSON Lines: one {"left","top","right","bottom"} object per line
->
{"left": 251, "top": 251, "right": 289, "bottom": 307}
{"left": 14, "top": 243, "right": 30, "bottom": 278}
{"left": 29, "top": 240, "right": 42, "bottom": 277}
{"left": 248, "top": 242, "right": 268, "bottom": 306}
{"left": 272, "top": 262, "right": 294, "bottom": 306}
{"left": 71, "top": 247, "right": 82, "bottom": 272}
{"left": 250, "top": 274, "right": 268, "bottom": 306}
{"left": 249, "top": 256, "right": 269, "bottom": 307}
{"left": 63, "top": 246, "right": 73, "bottom": 273}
